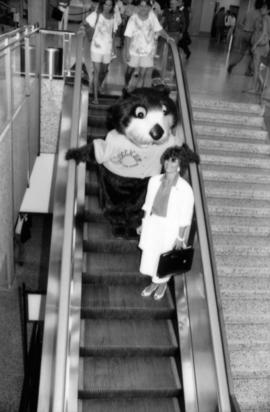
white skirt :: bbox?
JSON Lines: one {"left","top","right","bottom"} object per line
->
{"left": 139, "top": 214, "right": 176, "bottom": 284}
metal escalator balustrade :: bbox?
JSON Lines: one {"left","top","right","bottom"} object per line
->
{"left": 167, "top": 38, "right": 234, "bottom": 411}
{"left": 37, "top": 32, "right": 87, "bottom": 412}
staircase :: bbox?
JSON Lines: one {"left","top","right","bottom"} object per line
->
{"left": 192, "top": 96, "right": 270, "bottom": 412}
{"left": 77, "top": 95, "right": 184, "bottom": 412}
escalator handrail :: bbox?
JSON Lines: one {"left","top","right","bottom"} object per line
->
{"left": 167, "top": 38, "right": 232, "bottom": 411}
{"left": 177, "top": 41, "right": 236, "bottom": 398}
{"left": 37, "top": 32, "right": 85, "bottom": 412}
{"left": 50, "top": 32, "right": 84, "bottom": 412}
{"left": 0, "top": 25, "right": 39, "bottom": 52}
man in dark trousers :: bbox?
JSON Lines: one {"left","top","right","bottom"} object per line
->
{"left": 163, "top": 0, "right": 191, "bottom": 59}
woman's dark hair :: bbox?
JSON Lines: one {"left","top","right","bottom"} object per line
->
{"left": 160, "top": 144, "right": 200, "bottom": 177}
{"left": 134, "top": 0, "right": 152, "bottom": 6}
{"left": 97, "top": 0, "right": 115, "bottom": 14}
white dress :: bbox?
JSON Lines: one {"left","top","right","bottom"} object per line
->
{"left": 86, "top": 12, "right": 114, "bottom": 59}
{"left": 139, "top": 174, "right": 194, "bottom": 284}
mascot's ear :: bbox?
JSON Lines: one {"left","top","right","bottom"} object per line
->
{"left": 122, "top": 87, "right": 131, "bottom": 98}
{"left": 107, "top": 100, "right": 127, "bottom": 133}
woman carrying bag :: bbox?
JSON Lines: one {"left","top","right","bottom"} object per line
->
{"left": 137, "top": 144, "right": 199, "bottom": 301}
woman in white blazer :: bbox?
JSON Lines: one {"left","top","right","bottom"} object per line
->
{"left": 137, "top": 144, "right": 199, "bottom": 300}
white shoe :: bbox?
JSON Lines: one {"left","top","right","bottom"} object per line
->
{"left": 154, "top": 284, "right": 167, "bottom": 300}
{"left": 141, "top": 283, "right": 158, "bottom": 297}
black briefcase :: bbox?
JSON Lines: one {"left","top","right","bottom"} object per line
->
{"left": 157, "top": 247, "right": 194, "bottom": 278}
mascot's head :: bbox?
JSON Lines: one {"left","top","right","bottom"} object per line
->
{"left": 107, "top": 87, "right": 178, "bottom": 147}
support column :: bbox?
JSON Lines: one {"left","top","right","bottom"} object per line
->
{"left": 28, "top": 0, "right": 47, "bottom": 28}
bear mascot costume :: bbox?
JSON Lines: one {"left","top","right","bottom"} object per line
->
{"left": 66, "top": 87, "right": 189, "bottom": 238}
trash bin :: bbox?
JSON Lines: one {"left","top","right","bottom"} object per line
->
{"left": 44, "top": 47, "right": 63, "bottom": 79}
{"left": 21, "top": 45, "right": 36, "bottom": 74}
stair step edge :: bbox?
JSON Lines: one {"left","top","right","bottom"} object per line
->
{"left": 81, "top": 308, "right": 175, "bottom": 319}
{"left": 225, "top": 314, "right": 270, "bottom": 323}
{"left": 78, "top": 388, "right": 182, "bottom": 399}
{"left": 80, "top": 346, "right": 178, "bottom": 356}
{"left": 228, "top": 342, "right": 270, "bottom": 351}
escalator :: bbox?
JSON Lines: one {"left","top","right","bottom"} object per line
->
{"left": 36, "top": 34, "right": 236, "bottom": 412}
{"left": 78, "top": 96, "right": 183, "bottom": 411}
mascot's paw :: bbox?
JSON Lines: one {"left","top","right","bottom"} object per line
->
{"left": 65, "top": 144, "right": 95, "bottom": 164}
{"left": 65, "top": 148, "right": 83, "bottom": 164}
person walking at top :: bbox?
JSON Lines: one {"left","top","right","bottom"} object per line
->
{"left": 247, "top": 1, "right": 270, "bottom": 93}
{"left": 124, "top": 0, "right": 172, "bottom": 91}
{"left": 215, "top": 7, "right": 226, "bottom": 44}
{"left": 227, "top": 0, "right": 263, "bottom": 75}
{"left": 225, "top": 10, "right": 236, "bottom": 46}
{"left": 85, "top": 0, "right": 116, "bottom": 104}
{"left": 163, "top": 0, "right": 191, "bottom": 59}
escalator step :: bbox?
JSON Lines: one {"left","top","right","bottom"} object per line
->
{"left": 85, "top": 252, "right": 140, "bottom": 273}
{"left": 80, "top": 397, "right": 182, "bottom": 412}
{"left": 88, "top": 125, "right": 107, "bottom": 137}
{"left": 82, "top": 270, "right": 145, "bottom": 285}
{"left": 79, "top": 356, "right": 181, "bottom": 395}
{"left": 80, "top": 319, "right": 178, "bottom": 353}
{"left": 81, "top": 284, "right": 174, "bottom": 311}
{"left": 80, "top": 346, "right": 178, "bottom": 357}
{"left": 79, "top": 388, "right": 181, "bottom": 398}
{"left": 88, "top": 113, "right": 107, "bottom": 126}
{"left": 81, "top": 307, "right": 174, "bottom": 320}
{"left": 83, "top": 238, "right": 138, "bottom": 254}
{"left": 83, "top": 210, "right": 106, "bottom": 223}
{"left": 87, "top": 130, "right": 106, "bottom": 139}
{"left": 84, "top": 189, "right": 103, "bottom": 217}
{"left": 88, "top": 95, "right": 119, "bottom": 106}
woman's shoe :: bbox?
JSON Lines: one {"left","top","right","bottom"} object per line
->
{"left": 154, "top": 284, "right": 167, "bottom": 300}
{"left": 141, "top": 282, "right": 158, "bottom": 297}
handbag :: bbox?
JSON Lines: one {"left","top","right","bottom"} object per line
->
{"left": 51, "top": 6, "right": 63, "bottom": 21}
{"left": 157, "top": 246, "right": 194, "bottom": 278}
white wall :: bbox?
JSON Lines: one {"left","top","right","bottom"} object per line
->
{"left": 218, "top": 0, "right": 240, "bottom": 9}
{"left": 200, "top": 0, "right": 216, "bottom": 32}
{"left": 199, "top": 0, "right": 241, "bottom": 33}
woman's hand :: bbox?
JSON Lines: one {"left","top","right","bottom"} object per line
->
{"left": 174, "top": 238, "right": 186, "bottom": 250}
{"left": 136, "top": 225, "right": 142, "bottom": 235}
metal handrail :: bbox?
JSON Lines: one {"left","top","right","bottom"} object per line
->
{"left": 0, "top": 26, "right": 39, "bottom": 53}
{"left": 181, "top": 39, "right": 236, "bottom": 398}
{"left": 51, "top": 32, "right": 84, "bottom": 412}
{"left": 167, "top": 38, "right": 232, "bottom": 411}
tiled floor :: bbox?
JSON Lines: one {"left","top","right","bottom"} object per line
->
{"left": 1, "top": 32, "right": 269, "bottom": 411}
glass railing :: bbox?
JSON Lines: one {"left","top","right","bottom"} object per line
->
{"left": 37, "top": 31, "right": 87, "bottom": 412}
{"left": 163, "top": 37, "right": 233, "bottom": 412}
{"left": 0, "top": 25, "right": 76, "bottom": 287}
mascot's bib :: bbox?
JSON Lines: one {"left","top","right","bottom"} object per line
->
{"left": 94, "top": 130, "right": 176, "bottom": 178}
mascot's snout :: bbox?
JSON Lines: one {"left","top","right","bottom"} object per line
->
{"left": 150, "top": 124, "right": 164, "bottom": 140}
